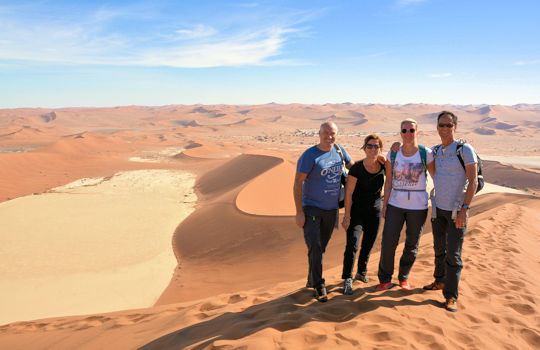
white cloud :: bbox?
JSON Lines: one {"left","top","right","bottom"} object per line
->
{"left": 429, "top": 73, "right": 452, "bottom": 78}
{"left": 176, "top": 24, "right": 217, "bottom": 39}
{"left": 0, "top": 4, "right": 311, "bottom": 68}
{"left": 513, "top": 59, "right": 540, "bottom": 66}
{"left": 136, "top": 27, "right": 296, "bottom": 68}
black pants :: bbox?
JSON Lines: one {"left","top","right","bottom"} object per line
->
{"left": 303, "top": 206, "right": 337, "bottom": 288}
{"left": 378, "top": 204, "right": 427, "bottom": 283}
{"left": 431, "top": 207, "right": 466, "bottom": 300}
{"left": 341, "top": 208, "right": 381, "bottom": 279}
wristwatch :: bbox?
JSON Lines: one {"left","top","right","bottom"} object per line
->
{"left": 462, "top": 204, "right": 470, "bottom": 210}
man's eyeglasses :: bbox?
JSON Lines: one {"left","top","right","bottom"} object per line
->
{"left": 365, "top": 144, "right": 380, "bottom": 149}
{"left": 438, "top": 123, "right": 454, "bottom": 128}
{"left": 401, "top": 128, "right": 416, "bottom": 134}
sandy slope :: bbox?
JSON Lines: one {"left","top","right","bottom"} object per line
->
{"left": 0, "top": 170, "right": 196, "bottom": 325}
{"left": 1, "top": 103, "right": 539, "bottom": 349}
{"left": 1, "top": 193, "right": 538, "bottom": 349}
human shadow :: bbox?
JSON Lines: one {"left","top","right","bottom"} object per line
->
{"left": 139, "top": 283, "right": 442, "bottom": 349}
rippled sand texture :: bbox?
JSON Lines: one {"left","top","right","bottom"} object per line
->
{"left": 1, "top": 103, "right": 539, "bottom": 349}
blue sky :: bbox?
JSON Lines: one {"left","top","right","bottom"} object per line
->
{"left": 1, "top": 0, "right": 539, "bottom": 108}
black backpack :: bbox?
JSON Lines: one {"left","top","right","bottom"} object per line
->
{"left": 433, "top": 141, "right": 484, "bottom": 193}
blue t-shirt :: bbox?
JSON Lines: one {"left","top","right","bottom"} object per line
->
{"left": 432, "top": 141, "right": 478, "bottom": 211}
{"left": 296, "top": 144, "right": 352, "bottom": 210}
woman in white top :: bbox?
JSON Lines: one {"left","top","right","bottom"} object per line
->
{"left": 376, "top": 118, "right": 435, "bottom": 291}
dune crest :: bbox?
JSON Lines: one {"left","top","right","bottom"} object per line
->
{"left": 1, "top": 193, "right": 538, "bottom": 350}
{"left": 1, "top": 103, "right": 539, "bottom": 349}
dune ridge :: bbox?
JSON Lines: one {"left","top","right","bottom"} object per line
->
{"left": 1, "top": 103, "right": 539, "bottom": 349}
{"left": 1, "top": 193, "right": 538, "bottom": 349}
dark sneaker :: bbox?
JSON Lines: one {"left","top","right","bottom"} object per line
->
{"left": 343, "top": 278, "right": 354, "bottom": 295}
{"left": 314, "top": 285, "right": 328, "bottom": 302}
{"left": 375, "top": 282, "right": 394, "bottom": 291}
{"left": 445, "top": 298, "right": 458, "bottom": 312}
{"left": 399, "top": 280, "right": 412, "bottom": 290}
{"left": 355, "top": 272, "right": 369, "bottom": 283}
{"left": 423, "top": 281, "right": 444, "bottom": 290}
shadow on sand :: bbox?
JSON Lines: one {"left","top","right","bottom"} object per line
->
{"left": 140, "top": 284, "right": 441, "bottom": 349}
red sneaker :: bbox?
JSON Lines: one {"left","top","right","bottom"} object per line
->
{"left": 399, "top": 280, "right": 412, "bottom": 290}
{"left": 375, "top": 282, "right": 394, "bottom": 291}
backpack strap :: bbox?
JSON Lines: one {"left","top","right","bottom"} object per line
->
{"left": 418, "top": 145, "right": 427, "bottom": 173}
{"left": 334, "top": 143, "right": 345, "bottom": 167}
{"left": 456, "top": 142, "right": 466, "bottom": 171}
{"left": 432, "top": 144, "right": 442, "bottom": 156}
{"left": 392, "top": 147, "right": 427, "bottom": 173}
{"left": 390, "top": 150, "right": 397, "bottom": 170}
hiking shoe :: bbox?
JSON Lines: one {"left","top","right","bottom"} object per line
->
{"left": 375, "top": 282, "right": 394, "bottom": 291}
{"left": 445, "top": 298, "right": 458, "bottom": 312}
{"left": 423, "top": 281, "right": 444, "bottom": 291}
{"left": 314, "top": 285, "right": 328, "bottom": 302}
{"left": 355, "top": 272, "right": 369, "bottom": 283}
{"left": 343, "top": 278, "right": 354, "bottom": 295}
{"left": 399, "top": 280, "right": 412, "bottom": 290}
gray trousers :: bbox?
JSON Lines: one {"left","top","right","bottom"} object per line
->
{"left": 303, "top": 206, "right": 337, "bottom": 288}
{"left": 431, "top": 207, "right": 466, "bottom": 300}
{"left": 378, "top": 204, "right": 427, "bottom": 283}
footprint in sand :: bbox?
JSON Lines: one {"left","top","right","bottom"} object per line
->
{"left": 506, "top": 303, "right": 535, "bottom": 315}
{"left": 520, "top": 328, "right": 540, "bottom": 347}
{"left": 227, "top": 294, "right": 247, "bottom": 304}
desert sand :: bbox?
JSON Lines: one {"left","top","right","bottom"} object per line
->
{"left": 0, "top": 103, "right": 539, "bottom": 349}
{"left": 0, "top": 169, "right": 196, "bottom": 325}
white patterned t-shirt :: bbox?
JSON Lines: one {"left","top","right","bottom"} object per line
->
{"left": 387, "top": 148, "right": 434, "bottom": 210}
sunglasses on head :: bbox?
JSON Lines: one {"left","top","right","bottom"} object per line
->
{"left": 365, "top": 144, "right": 380, "bottom": 149}
{"left": 401, "top": 128, "right": 416, "bottom": 134}
{"left": 438, "top": 123, "right": 454, "bottom": 128}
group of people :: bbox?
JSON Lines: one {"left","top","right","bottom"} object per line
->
{"left": 293, "top": 111, "right": 478, "bottom": 312}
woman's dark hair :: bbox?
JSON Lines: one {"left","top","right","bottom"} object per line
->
{"left": 363, "top": 134, "right": 383, "bottom": 150}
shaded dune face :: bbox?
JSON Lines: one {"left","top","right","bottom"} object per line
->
{"left": 196, "top": 154, "right": 283, "bottom": 197}
{"left": 482, "top": 160, "right": 540, "bottom": 192}
{"left": 157, "top": 153, "right": 303, "bottom": 304}
{"left": 173, "top": 202, "right": 297, "bottom": 262}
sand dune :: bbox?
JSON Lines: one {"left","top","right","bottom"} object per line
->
{"left": 483, "top": 160, "right": 540, "bottom": 195}
{"left": 1, "top": 192, "right": 538, "bottom": 349}
{"left": 0, "top": 103, "right": 539, "bottom": 349}
{"left": 236, "top": 158, "right": 296, "bottom": 215}
{"left": 0, "top": 170, "right": 196, "bottom": 325}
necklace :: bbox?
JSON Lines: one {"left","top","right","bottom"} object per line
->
{"left": 402, "top": 147, "right": 417, "bottom": 156}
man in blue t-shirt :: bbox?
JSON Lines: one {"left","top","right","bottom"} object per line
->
{"left": 422, "top": 111, "right": 479, "bottom": 313}
{"left": 293, "top": 121, "right": 353, "bottom": 302}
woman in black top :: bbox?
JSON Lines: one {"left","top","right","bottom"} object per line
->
{"left": 341, "top": 134, "right": 385, "bottom": 295}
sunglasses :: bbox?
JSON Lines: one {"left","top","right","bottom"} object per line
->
{"left": 365, "top": 144, "right": 380, "bottom": 149}
{"left": 401, "top": 128, "right": 416, "bottom": 134}
{"left": 438, "top": 123, "right": 454, "bottom": 128}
